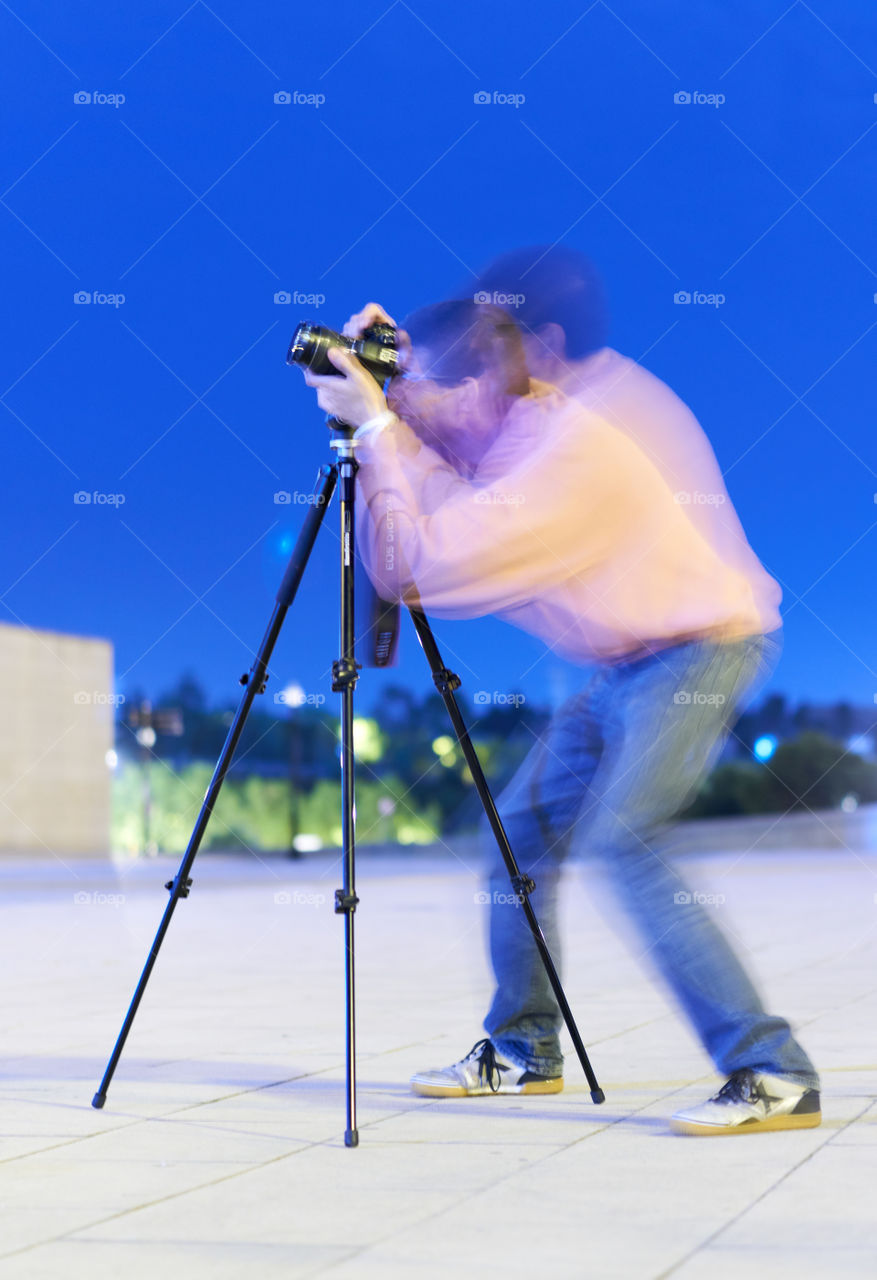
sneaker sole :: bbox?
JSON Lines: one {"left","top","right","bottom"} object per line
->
{"left": 411, "top": 1077, "right": 564, "bottom": 1098}
{"left": 671, "top": 1110, "right": 822, "bottom": 1136}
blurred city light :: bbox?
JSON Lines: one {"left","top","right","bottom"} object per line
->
{"left": 352, "top": 718, "right": 384, "bottom": 762}
{"left": 292, "top": 833, "right": 322, "bottom": 853}
{"left": 282, "top": 682, "right": 307, "bottom": 709}
{"left": 431, "top": 734, "right": 458, "bottom": 766}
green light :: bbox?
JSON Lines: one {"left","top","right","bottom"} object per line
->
{"left": 352, "top": 718, "right": 384, "bottom": 762}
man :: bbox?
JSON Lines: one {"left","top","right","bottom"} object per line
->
{"left": 300, "top": 280, "right": 820, "bottom": 1137}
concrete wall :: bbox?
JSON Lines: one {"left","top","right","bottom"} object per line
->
{"left": 0, "top": 622, "right": 113, "bottom": 855}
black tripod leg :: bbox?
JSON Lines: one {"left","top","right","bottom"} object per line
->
{"left": 331, "top": 449, "right": 361, "bottom": 1148}
{"left": 407, "top": 608, "right": 605, "bottom": 1105}
{"left": 91, "top": 465, "right": 338, "bottom": 1109}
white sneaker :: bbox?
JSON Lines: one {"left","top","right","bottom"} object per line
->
{"left": 411, "top": 1038, "right": 563, "bottom": 1098}
{"left": 671, "top": 1069, "right": 821, "bottom": 1136}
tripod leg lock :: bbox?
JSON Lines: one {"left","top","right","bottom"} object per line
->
{"left": 331, "top": 658, "right": 362, "bottom": 691}
{"left": 431, "top": 666, "right": 461, "bottom": 694}
{"left": 511, "top": 873, "right": 535, "bottom": 901}
{"left": 165, "top": 876, "right": 193, "bottom": 898}
{"left": 239, "top": 671, "right": 268, "bottom": 694}
{"left": 334, "top": 889, "right": 360, "bottom": 915}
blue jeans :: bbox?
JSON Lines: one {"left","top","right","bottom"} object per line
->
{"left": 482, "top": 631, "right": 819, "bottom": 1090}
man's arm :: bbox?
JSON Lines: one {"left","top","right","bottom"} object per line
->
{"left": 353, "top": 406, "right": 629, "bottom": 617}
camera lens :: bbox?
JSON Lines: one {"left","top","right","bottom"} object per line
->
{"left": 287, "top": 323, "right": 352, "bottom": 377}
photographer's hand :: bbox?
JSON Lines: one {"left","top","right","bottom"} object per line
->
{"left": 342, "top": 303, "right": 396, "bottom": 337}
{"left": 302, "top": 347, "right": 389, "bottom": 428}
{"left": 343, "top": 303, "right": 412, "bottom": 371}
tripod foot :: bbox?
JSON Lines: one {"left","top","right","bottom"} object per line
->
{"left": 590, "top": 1088, "right": 606, "bottom": 1105}
{"left": 344, "top": 1128, "right": 359, "bottom": 1147}
{"left": 91, "top": 1092, "right": 107, "bottom": 1109}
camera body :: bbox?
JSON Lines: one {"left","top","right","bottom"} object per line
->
{"left": 286, "top": 321, "right": 399, "bottom": 384}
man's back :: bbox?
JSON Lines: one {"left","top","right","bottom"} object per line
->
{"left": 553, "top": 348, "right": 783, "bottom": 647}
{"left": 357, "top": 369, "right": 781, "bottom": 663}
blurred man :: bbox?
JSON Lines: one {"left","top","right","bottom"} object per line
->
{"left": 300, "top": 284, "right": 820, "bottom": 1137}
{"left": 472, "top": 246, "right": 771, "bottom": 598}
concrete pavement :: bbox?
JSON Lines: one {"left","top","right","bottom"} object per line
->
{"left": 0, "top": 830, "right": 875, "bottom": 1277}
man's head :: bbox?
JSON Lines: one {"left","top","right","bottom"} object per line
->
{"left": 388, "top": 299, "right": 530, "bottom": 470}
{"left": 473, "top": 245, "right": 608, "bottom": 377}
{"left": 403, "top": 298, "right": 529, "bottom": 392}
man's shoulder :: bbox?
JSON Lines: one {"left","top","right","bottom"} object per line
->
{"left": 570, "top": 347, "right": 673, "bottom": 394}
{"left": 514, "top": 379, "right": 617, "bottom": 439}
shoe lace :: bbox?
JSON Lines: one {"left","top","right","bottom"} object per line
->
{"left": 714, "top": 1069, "right": 757, "bottom": 1105}
{"left": 460, "top": 1038, "right": 503, "bottom": 1092}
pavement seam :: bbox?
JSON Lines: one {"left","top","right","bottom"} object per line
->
{"left": 655, "top": 1096, "right": 877, "bottom": 1279}
{"left": 309, "top": 1080, "right": 702, "bottom": 1275}
{"left": 0, "top": 1129, "right": 348, "bottom": 1261}
{"left": 0, "top": 1063, "right": 495, "bottom": 1260}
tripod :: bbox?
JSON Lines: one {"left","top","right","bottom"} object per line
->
{"left": 91, "top": 423, "right": 604, "bottom": 1144}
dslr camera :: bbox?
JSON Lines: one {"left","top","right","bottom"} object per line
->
{"left": 286, "top": 321, "right": 399, "bottom": 384}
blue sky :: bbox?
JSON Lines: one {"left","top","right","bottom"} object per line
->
{"left": 1, "top": 0, "right": 875, "bottom": 714}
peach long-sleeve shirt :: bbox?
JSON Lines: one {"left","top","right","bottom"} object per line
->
{"left": 354, "top": 379, "right": 781, "bottom": 666}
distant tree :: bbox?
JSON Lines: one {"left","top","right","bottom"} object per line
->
{"left": 791, "top": 702, "right": 815, "bottom": 734}
{"left": 759, "top": 693, "right": 789, "bottom": 736}
{"left": 758, "top": 732, "right": 877, "bottom": 813}
{"left": 161, "top": 672, "right": 208, "bottom": 714}
{"left": 373, "top": 684, "right": 418, "bottom": 729}
{"left": 682, "top": 762, "right": 766, "bottom": 818}
{"left": 828, "top": 701, "right": 855, "bottom": 742}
